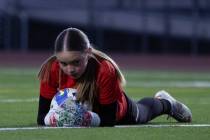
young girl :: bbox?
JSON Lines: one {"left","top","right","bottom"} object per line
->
{"left": 37, "top": 27, "right": 192, "bottom": 126}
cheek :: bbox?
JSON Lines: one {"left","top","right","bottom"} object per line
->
{"left": 77, "top": 62, "right": 87, "bottom": 74}
{"left": 77, "top": 66, "right": 85, "bottom": 74}
{"left": 59, "top": 64, "right": 67, "bottom": 72}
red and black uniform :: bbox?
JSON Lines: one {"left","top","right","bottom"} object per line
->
{"left": 37, "top": 59, "right": 171, "bottom": 126}
{"left": 38, "top": 59, "right": 128, "bottom": 126}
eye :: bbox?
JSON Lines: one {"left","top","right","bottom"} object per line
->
{"left": 60, "top": 62, "right": 68, "bottom": 66}
{"left": 71, "top": 60, "right": 81, "bottom": 66}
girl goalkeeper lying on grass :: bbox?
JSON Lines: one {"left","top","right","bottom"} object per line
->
{"left": 37, "top": 28, "right": 192, "bottom": 127}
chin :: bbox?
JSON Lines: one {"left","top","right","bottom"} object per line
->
{"left": 70, "top": 74, "right": 80, "bottom": 80}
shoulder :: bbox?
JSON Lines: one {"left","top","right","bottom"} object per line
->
{"left": 97, "top": 59, "right": 118, "bottom": 84}
{"left": 98, "top": 59, "right": 116, "bottom": 76}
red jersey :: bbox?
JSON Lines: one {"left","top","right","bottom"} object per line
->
{"left": 40, "top": 59, "right": 127, "bottom": 121}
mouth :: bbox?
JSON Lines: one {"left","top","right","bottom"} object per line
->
{"left": 70, "top": 73, "right": 79, "bottom": 79}
{"left": 64, "top": 71, "right": 77, "bottom": 78}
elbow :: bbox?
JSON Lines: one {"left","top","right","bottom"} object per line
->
{"left": 99, "top": 117, "right": 116, "bottom": 127}
{"left": 37, "top": 115, "right": 45, "bottom": 126}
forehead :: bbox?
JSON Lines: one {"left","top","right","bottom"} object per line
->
{"left": 56, "top": 51, "right": 85, "bottom": 62}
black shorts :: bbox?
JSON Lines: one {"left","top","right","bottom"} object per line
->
{"left": 117, "top": 94, "right": 141, "bottom": 125}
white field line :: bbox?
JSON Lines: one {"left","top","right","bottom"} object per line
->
{"left": 115, "top": 124, "right": 210, "bottom": 128}
{"left": 1, "top": 81, "right": 210, "bottom": 88}
{"left": 0, "top": 126, "right": 83, "bottom": 131}
{"left": 1, "top": 97, "right": 209, "bottom": 105}
{"left": 127, "top": 81, "right": 210, "bottom": 88}
{"left": 1, "top": 124, "right": 210, "bottom": 131}
{"left": 0, "top": 98, "right": 38, "bottom": 103}
{"left": 0, "top": 81, "right": 209, "bottom": 104}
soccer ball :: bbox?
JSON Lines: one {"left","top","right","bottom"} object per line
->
{"left": 50, "top": 88, "right": 77, "bottom": 109}
{"left": 45, "top": 88, "right": 100, "bottom": 127}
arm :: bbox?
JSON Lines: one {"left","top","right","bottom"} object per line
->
{"left": 37, "top": 95, "right": 51, "bottom": 125}
{"left": 37, "top": 61, "right": 60, "bottom": 125}
{"left": 98, "top": 101, "right": 117, "bottom": 126}
{"left": 97, "top": 61, "right": 123, "bottom": 126}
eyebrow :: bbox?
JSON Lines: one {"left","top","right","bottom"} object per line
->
{"left": 59, "top": 59, "right": 81, "bottom": 65}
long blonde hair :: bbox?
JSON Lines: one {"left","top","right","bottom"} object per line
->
{"left": 38, "top": 28, "right": 126, "bottom": 106}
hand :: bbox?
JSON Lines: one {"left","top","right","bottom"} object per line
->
{"left": 44, "top": 99, "right": 100, "bottom": 127}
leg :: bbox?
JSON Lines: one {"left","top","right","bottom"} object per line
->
{"left": 136, "top": 97, "right": 171, "bottom": 123}
{"left": 118, "top": 94, "right": 170, "bottom": 125}
{"left": 120, "top": 90, "right": 192, "bottom": 125}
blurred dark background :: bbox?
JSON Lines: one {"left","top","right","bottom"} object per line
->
{"left": 0, "top": 0, "right": 210, "bottom": 55}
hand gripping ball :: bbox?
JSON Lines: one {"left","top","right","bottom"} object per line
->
{"left": 44, "top": 88, "right": 100, "bottom": 127}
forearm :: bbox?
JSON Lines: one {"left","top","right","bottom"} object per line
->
{"left": 98, "top": 102, "right": 117, "bottom": 126}
{"left": 37, "top": 95, "right": 51, "bottom": 125}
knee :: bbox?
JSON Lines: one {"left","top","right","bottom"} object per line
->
{"left": 137, "top": 97, "right": 154, "bottom": 106}
{"left": 136, "top": 104, "right": 150, "bottom": 124}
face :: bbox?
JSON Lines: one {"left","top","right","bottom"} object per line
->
{"left": 56, "top": 50, "right": 89, "bottom": 79}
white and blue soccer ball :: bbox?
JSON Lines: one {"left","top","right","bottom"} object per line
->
{"left": 44, "top": 88, "right": 100, "bottom": 127}
{"left": 50, "top": 88, "right": 77, "bottom": 109}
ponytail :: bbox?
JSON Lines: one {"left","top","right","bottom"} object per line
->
{"left": 91, "top": 48, "right": 126, "bottom": 86}
{"left": 76, "top": 47, "right": 126, "bottom": 107}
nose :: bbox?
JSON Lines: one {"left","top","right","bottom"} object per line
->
{"left": 66, "top": 65, "right": 76, "bottom": 74}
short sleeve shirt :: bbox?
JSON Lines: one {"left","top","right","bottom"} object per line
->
{"left": 40, "top": 59, "right": 127, "bottom": 121}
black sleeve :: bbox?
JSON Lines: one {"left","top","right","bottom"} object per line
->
{"left": 37, "top": 95, "right": 51, "bottom": 125}
{"left": 98, "top": 102, "right": 117, "bottom": 127}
